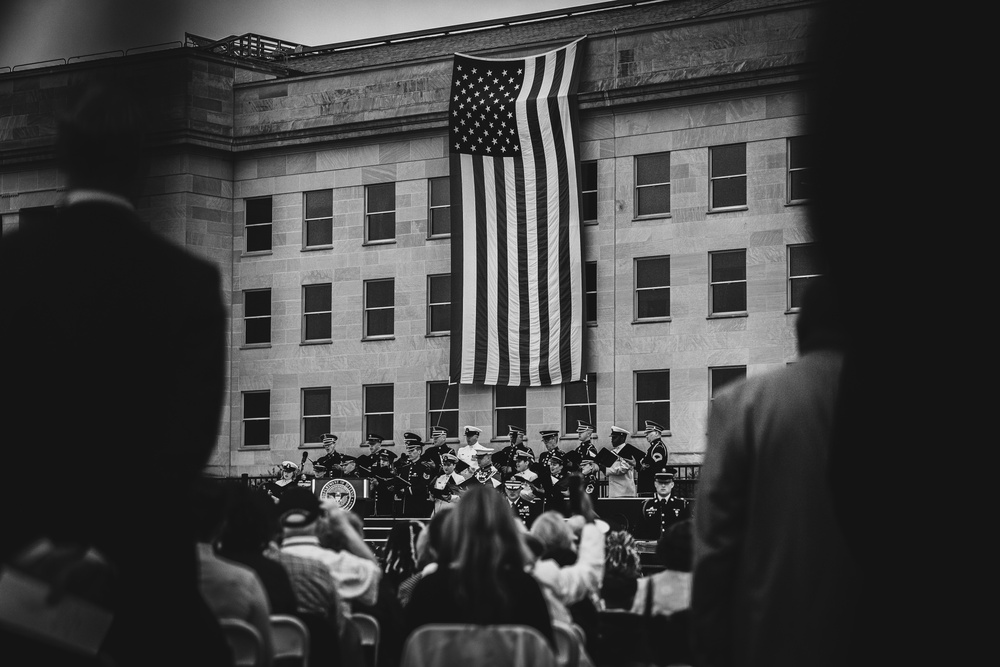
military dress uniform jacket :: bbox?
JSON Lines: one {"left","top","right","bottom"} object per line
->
{"left": 638, "top": 439, "right": 670, "bottom": 493}
{"left": 395, "top": 458, "right": 434, "bottom": 517}
{"left": 314, "top": 451, "right": 354, "bottom": 478}
{"left": 540, "top": 473, "right": 572, "bottom": 515}
{"left": 509, "top": 496, "right": 542, "bottom": 526}
{"left": 637, "top": 494, "right": 691, "bottom": 540}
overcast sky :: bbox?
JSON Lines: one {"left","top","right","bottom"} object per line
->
{"left": 0, "top": 0, "right": 596, "bottom": 69}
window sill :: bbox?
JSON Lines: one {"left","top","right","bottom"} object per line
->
{"left": 362, "top": 336, "right": 395, "bottom": 342}
{"left": 363, "top": 239, "right": 396, "bottom": 247}
{"left": 300, "top": 339, "right": 332, "bottom": 346}
{"left": 583, "top": 220, "right": 599, "bottom": 227}
{"left": 240, "top": 343, "right": 272, "bottom": 350}
{"left": 427, "top": 234, "right": 452, "bottom": 241}
{"left": 785, "top": 199, "right": 811, "bottom": 207}
{"left": 707, "top": 206, "right": 748, "bottom": 215}
{"left": 559, "top": 435, "right": 598, "bottom": 442}
{"left": 242, "top": 250, "right": 273, "bottom": 258}
{"left": 238, "top": 445, "right": 270, "bottom": 451}
{"left": 785, "top": 307, "right": 802, "bottom": 315}
{"left": 586, "top": 322, "right": 598, "bottom": 328}
{"left": 632, "top": 316, "right": 671, "bottom": 325}
{"left": 426, "top": 332, "right": 450, "bottom": 338}
{"left": 631, "top": 213, "right": 671, "bottom": 223}
{"left": 707, "top": 312, "right": 748, "bottom": 320}
{"left": 302, "top": 244, "right": 333, "bottom": 252}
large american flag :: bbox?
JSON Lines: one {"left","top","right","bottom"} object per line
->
{"left": 448, "top": 37, "right": 586, "bottom": 386}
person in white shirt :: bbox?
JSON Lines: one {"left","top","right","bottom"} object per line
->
{"left": 606, "top": 425, "right": 638, "bottom": 498}
{"left": 456, "top": 425, "right": 483, "bottom": 471}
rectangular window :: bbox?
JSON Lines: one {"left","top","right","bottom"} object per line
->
{"left": 427, "top": 381, "right": 459, "bottom": 439}
{"left": 243, "top": 289, "right": 271, "bottom": 346}
{"left": 788, "top": 243, "right": 824, "bottom": 310}
{"left": 787, "top": 136, "right": 814, "bottom": 203}
{"left": 710, "top": 366, "right": 747, "bottom": 400}
{"left": 635, "top": 153, "right": 670, "bottom": 217}
{"left": 427, "top": 274, "right": 451, "bottom": 335}
{"left": 16, "top": 205, "right": 57, "bottom": 228}
{"left": 428, "top": 177, "right": 451, "bottom": 237}
{"left": 635, "top": 256, "right": 670, "bottom": 320}
{"left": 364, "top": 384, "right": 394, "bottom": 441}
{"left": 364, "top": 278, "right": 395, "bottom": 339}
{"left": 245, "top": 196, "right": 272, "bottom": 253}
{"left": 563, "top": 372, "right": 596, "bottom": 434}
{"left": 366, "top": 182, "right": 395, "bottom": 243}
{"left": 581, "top": 161, "right": 598, "bottom": 224}
{"left": 302, "top": 283, "right": 332, "bottom": 342}
{"left": 635, "top": 370, "right": 670, "bottom": 433}
{"left": 494, "top": 386, "right": 527, "bottom": 439}
{"left": 585, "top": 262, "right": 597, "bottom": 325}
{"left": 302, "top": 387, "right": 331, "bottom": 445}
{"left": 304, "top": 189, "right": 333, "bottom": 248}
{"left": 710, "top": 144, "right": 747, "bottom": 210}
{"left": 710, "top": 250, "right": 747, "bottom": 315}
{"left": 242, "top": 390, "right": 270, "bottom": 447}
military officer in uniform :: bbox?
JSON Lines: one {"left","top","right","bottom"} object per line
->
{"left": 568, "top": 420, "right": 597, "bottom": 472}
{"left": 504, "top": 474, "right": 542, "bottom": 528}
{"left": 578, "top": 447, "right": 602, "bottom": 506}
{"left": 430, "top": 450, "right": 465, "bottom": 514}
{"left": 457, "top": 425, "right": 483, "bottom": 471}
{"left": 606, "top": 425, "right": 639, "bottom": 498}
{"left": 536, "top": 429, "right": 565, "bottom": 472}
{"left": 313, "top": 433, "right": 356, "bottom": 478}
{"left": 395, "top": 433, "right": 434, "bottom": 517}
{"left": 540, "top": 450, "right": 572, "bottom": 515}
{"left": 637, "top": 419, "right": 670, "bottom": 495}
{"left": 356, "top": 434, "right": 399, "bottom": 516}
{"left": 637, "top": 468, "right": 690, "bottom": 540}
{"left": 423, "top": 425, "right": 452, "bottom": 470}
{"left": 472, "top": 443, "right": 502, "bottom": 489}
{"left": 493, "top": 425, "right": 528, "bottom": 480}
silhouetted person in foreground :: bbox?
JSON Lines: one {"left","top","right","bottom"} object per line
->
{"left": 0, "top": 81, "right": 230, "bottom": 666}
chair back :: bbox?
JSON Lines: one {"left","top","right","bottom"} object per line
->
{"left": 400, "top": 623, "right": 557, "bottom": 667}
{"left": 552, "top": 620, "right": 580, "bottom": 667}
{"left": 271, "top": 614, "right": 310, "bottom": 667}
{"left": 220, "top": 617, "right": 265, "bottom": 667}
{"left": 350, "top": 612, "right": 381, "bottom": 667}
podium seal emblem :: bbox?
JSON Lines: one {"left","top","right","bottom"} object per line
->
{"left": 319, "top": 479, "right": 357, "bottom": 511}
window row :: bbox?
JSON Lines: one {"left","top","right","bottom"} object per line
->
{"left": 241, "top": 367, "right": 748, "bottom": 447}
{"left": 243, "top": 244, "right": 820, "bottom": 345}
{"left": 243, "top": 137, "right": 813, "bottom": 252}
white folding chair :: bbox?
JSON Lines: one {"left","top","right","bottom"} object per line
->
{"left": 220, "top": 617, "right": 265, "bottom": 667}
{"left": 271, "top": 614, "right": 310, "bottom": 667}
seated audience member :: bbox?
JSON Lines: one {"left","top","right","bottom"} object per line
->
{"left": 631, "top": 519, "right": 692, "bottom": 616}
{"left": 397, "top": 506, "right": 453, "bottom": 607}
{"left": 217, "top": 484, "right": 298, "bottom": 616}
{"left": 601, "top": 530, "right": 643, "bottom": 610}
{"left": 191, "top": 480, "right": 274, "bottom": 664}
{"left": 379, "top": 520, "right": 425, "bottom": 595}
{"left": 404, "top": 485, "right": 555, "bottom": 646}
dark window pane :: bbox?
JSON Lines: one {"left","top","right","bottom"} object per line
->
{"left": 637, "top": 184, "right": 669, "bottom": 216}
{"left": 582, "top": 192, "right": 597, "bottom": 222}
{"left": 790, "top": 245, "right": 822, "bottom": 276}
{"left": 430, "top": 305, "right": 451, "bottom": 333}
{"left": 586, "top": 293, "right": 597, "bottom": 323}
{"left": 429, "top": 276, "right": 451, "bottom": 303}
{"left": 429, "top": 382, "right": 459, "bottom": 411}
{"left": 244, "top": 419, "right": 269, "bottom": 446}
{"left": 564, "top": 375, "right": 595, "bottom": 404}
{"left": 368, "top": 212, "right": 395, "bottom": 241}
{"left": 246, "top": 198, "right": 272, "bottom": 225}
{"left": 636, "top": 258, "right": 669, "bottom": 289}
{"left": 565, "top": 406, "right": 595, "bottom": 433}
{"left": 246, "top": 224, "right": 272, "bottom": 252}
{"left": 305, "top": 284, "right": 332, "bottom": 312}
{"left": 790, "top": 276, "right": 817, "bottom": 309}
{"left": 712, "top": 176, "right": 747, "bottom": 208}
{"left": 711, "top": 145, "right": 746, "bottom": 178}
{"left": 245, "top": 318, "right": 271, "bottom": 345}
{"left": 581, "top": 162, "right": 598, "bottom": 191}
{"left": 637, "top": 289, "right": 670, "bottom": 319}
{"left": 430, "top": 177, "right": 450, "bottom": 207}
{"left": 636, "top": 372, "right": 669, "bottom": 401}
{"left": 366, "top": 385, "right": 393, "bottom": 413}
{"left": 244, "top": 392, "right": 270, "bottom": 418}
{"left": 711, "top": 252, "right": 746, "bottom": 282}
{"left": 303, "top": 389, "right": 330, "bottom": 416}
{"left": 789, "top": 136, "right": 812, "bottom": 170}
{"left": 789, "top": 170, "right": 812, "bottom": 201}
{"left": 430, "top": 208, "right": 451, "bottom": 236}
{"left": 496, "top": 408, "right": 526, "bottom": 437}
{"left": 366, "top": 280, "right": 394, "bottom": 308}
{"left": 306, "top": 218, "right": 333, "bottom": 246}
{"left": 366, "top": 414, "right": 393, "bottom": 440}
{"left": 496, "top": 385, "right": 526, "bottom": 408}
{"left": 368, "top": 183, "right": 395, "bottom": 213}
{"left": 711, "top": 367, "right": 747, "bottom": 397}
{"left": 366, "top": 310, "right": 393, "bottom": 337}
{"left": 637, "top": 403, "right": 670, "bottom": 432}
{"left": 304, "top": 417, "right": 329, "bottom": 444}
{"left": 305, "top": 313, "right": 331, "bottom": 340}
{"left": 306, "top": 190, "right": 333, "bottom": 218}
{"left": 434, "top": 411, "right": 459, "bottom": 439}
{"left": 712, "top": 283, "right": 747, "bottom": 313}
{"left": 636, "top": 154, "right": 669, "bottom": 186}
{"left": 245, "top": 290, "right": 270, "bottom": 317}
{"left": 585, "top": 262, "right": 597, "bottom": 289}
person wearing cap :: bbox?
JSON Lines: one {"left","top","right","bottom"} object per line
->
{"left": 457, "top": 425, "right": 483, "bottom": 471}
{"left": 266, "top": 460, "right": 302, "bottom": 502}
{"left": 314, "top": 433, "right": 357, "bottom": 478}
{"left": 356, "top": 434, "right": 399, "bottom": 517}
{"left": 504, "top": 474, "right": 542, "bottom": 527}
{"left": 607, "top": 425, "right": 639, "bottom": 498}
{"left": 568, "top": 419, "right": 597, "bottom": 472}
{"left": 493, "top": 425, "right": 528, "bottom": 480}
{"left": 472, "top": 443, "right": 502, "bottom": 488}
{"left": 536, "top": 429, "right": 565, "bottom": 472}
{"left": 638, "top": 419, "right": 670, "bottom": 495}
{"left": 395, "top": 433, "right": 434, "bottom": 517}
{"left": 423, "top": 425, "right": 451, "bottom": 470}
{"left": 578, "top": 446, "right": 602, "bottom": 506}
{"left": 540, "top": 449, "right": 572, "bottom": 515}
{"left": 430, "top": 450, "right": 465, "bottom": 514}
{"left": 637, "top": 468, "right": 690, "bottom": 540}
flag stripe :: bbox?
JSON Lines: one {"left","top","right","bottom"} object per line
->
{"left": 494, "top": 157, "right": 510, "bottom": 387}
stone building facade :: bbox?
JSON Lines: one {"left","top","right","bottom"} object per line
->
{"left": 0, "top": 0, "right": 822, "bottom": 477}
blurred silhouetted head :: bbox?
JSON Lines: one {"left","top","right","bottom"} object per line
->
{"left": 796, "top": 276, "right": 846, "bottom": 355}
